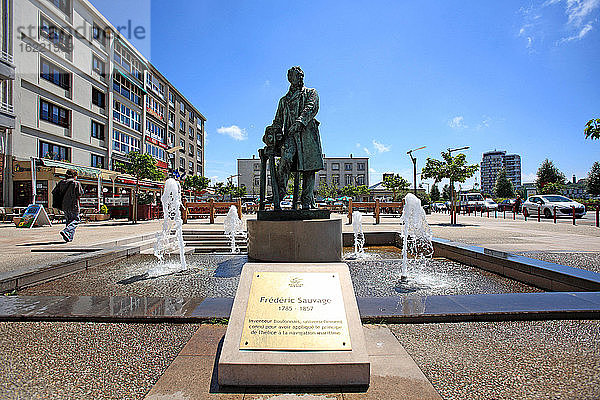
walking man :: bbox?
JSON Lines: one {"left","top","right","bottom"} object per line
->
{"left": 52, "top": 169, "right": 84, "bottom": 242}
{"left": 514, "top": 194, "right": 522, "bottom": 214}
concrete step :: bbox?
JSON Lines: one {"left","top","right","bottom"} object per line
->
{"left": 194, "top": 247, "right": 247, "bottom": 253}
{"left": 184, "top": 240, "right": 247, "bottom": 247}
{"left": 183, "top": 235, "right": 246, "bottom": 241}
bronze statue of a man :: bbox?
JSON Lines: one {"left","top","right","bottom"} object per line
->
{"left": 268, "top": 66, "right": 324, "bottom": 209}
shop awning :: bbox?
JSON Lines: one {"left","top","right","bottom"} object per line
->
{"left": 39, "top": 159, "right": 101, "bottom": 178}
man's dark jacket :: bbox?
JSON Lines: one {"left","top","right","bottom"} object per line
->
{"left": 53, "top": 178, "right": 84, "bottom": 213}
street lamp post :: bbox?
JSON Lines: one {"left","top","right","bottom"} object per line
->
{"left": 407, "top": 146, "right": 426, "bottom": 196}
{"left": 447, "top": 146, "right": 470, "bottom": 225}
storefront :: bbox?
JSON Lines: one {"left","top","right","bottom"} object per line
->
{"left": 11, "top": 159, "right": 165, "bottom": 215}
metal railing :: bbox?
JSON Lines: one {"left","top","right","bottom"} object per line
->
{"left": 0, "top": 50, "right": 13, "bottom": 64}
{"left": 0, "top": 101, "right": 13, "bottom": 114}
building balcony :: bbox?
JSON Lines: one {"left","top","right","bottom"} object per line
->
{"left": 0, "top": 51, "right": 15, "bottom": 81}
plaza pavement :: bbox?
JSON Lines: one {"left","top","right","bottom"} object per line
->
{"left": 2, "top": 212, "right": 600, "bottom": 399}
{"left": 1, "top": 211, "right": 599, "bottom": 276}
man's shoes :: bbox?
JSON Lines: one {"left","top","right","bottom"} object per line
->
{"left": 60, "top": 231, "right": 70, "bottom": 243}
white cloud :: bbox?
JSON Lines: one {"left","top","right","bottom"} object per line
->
{"left": 565, "top": 0, "right": 600, "bottom": 26}
{"left": 476, "top": 116, "right": 492, "bottom": 130}
{"left": 561, "top": 21, "right": 594, "bottom": 42}
{"left": 448, "top": 116, "right": 468, "bottom": 130}
{"left": 217, "top": 125, "right": 247, "bottom": 141}
{"left": 522, "top": 172, "right": 538, "bottom": 183}
{"left": 372, "top": 140, "right": 391, "bottom": 153}
{"left": 363, "top": 147, "right": 371, "bottom": 156}
{"left": 522, "top": 0, "right": 599, "bottom": 47}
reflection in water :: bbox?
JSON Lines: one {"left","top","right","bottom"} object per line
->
{"left": 214, "top": 257, "right": 246, "bottom": 278}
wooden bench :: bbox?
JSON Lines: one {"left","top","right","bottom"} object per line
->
{"left": 348, "top": 199, "right": 404, "bottom": 224}
{"left": 184, "top": 199, "right": 242, "bottom": 224}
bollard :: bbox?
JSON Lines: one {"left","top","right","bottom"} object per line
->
{"left": 537, "top": 205, "right": 541, "bottom": 222}
{"left": 487, "top": 209, "right": 489, "bottom": 218}
{"left": 572, "top": 205, "right": 576, "bottom": 225}
{"left": 513, "top": 209, "right": 515, "bottom": 220}
{"left": 596, "top": 205, "right": 599, "bottom": 228}
{"left": 495, "top": 209, "right": 497, "bottom": 218}
{"left": 553, "top": 206, "right": 557, "bottom": 224}
{"left": 503, "top": 209, "right": 506, "bottom": 219}
{"left": 524, "top": 209, "right": 527, "bottom": 221}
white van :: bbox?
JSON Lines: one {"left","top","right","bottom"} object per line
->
{"left": 459, "top": 192, "right": 485, "bottom": 211}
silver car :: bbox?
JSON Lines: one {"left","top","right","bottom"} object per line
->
{"left": 522, "top": 195, "right": 586, "bottom": 219}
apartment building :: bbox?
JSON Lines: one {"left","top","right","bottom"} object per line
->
{"left": 3, "top": 0, "right": 205, "bottom": 206}
{"left": 480, "top": 150, "right": 521, "bottom": 195}
{"left": 237, "top": 154, "right": 369, "bottom": 196}
{"left": 0, "top": 0, "right": 15, "bottom": 206}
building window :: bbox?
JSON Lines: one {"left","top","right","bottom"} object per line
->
{"left": 189, "top": 110, "right": 194, "bottom": 122}
{"left": 345, "top": 175, "right": 353, "bottom": 185}
{"left": 179, "top": 102, "right": 185, "bottom": 115}
{"left": 40, "top": 99, "right": 69, "bottom": 127}
{"left": 113, "top": 100, "right": 140, "bottom": 131}
{"left": 113, "top": 73, "right": 142, "bottom": 105}
{"left": 112, "top": 130, "right": 140, "bottom": 154}
{"left": 40, "top": 15, "right": 72, "bottom": 53}
{"left": 145, "top": 143, "right": 166, "bottom": 162}
{"left": 189, "top": 160, "right": 193, "bottom": 171}
{"left": 113, "top": 42, "right": 142, "bottom": 81}
{"left": 357, "top": 163, "right": 365, "bottom": 171}
{"left": 169, "top": 92, "right": 174, "bottom": 105}
{"left": 179, "top": 120, "right": 185, "bottom": 132}
{"left": 91, "top": 120, "right": 105, "bottom": 140}
{"left": 40, "top": 58, "right": 70, "bottom": 90}
{"left": 146, "top": 120, "right": 165, "bottom": 143}
{"left": 91, "top": 154, "right": 105, "bottom": 168}
{"left": 356, "top": 175, "right": 365, "bottom": 185}
{"left": 332, "top": 163, "right": 340, "bottom": 171}
{"left": 145, "top": 95, "right": 165, "bottom": 120}
{"left": 332, "top": 175, "right": 340, "bottom": 185}
{"left": 48, "top": 0, "right": 70, "bottom": 15}
{"left": 92, "top": 87, "right": 105, "bottom": 108}
{"left": 197, "top": 164, "right": 202, "bottom": 173}
{"left": 179, "top": 139, "right": 185, "bottom": 152}
{"left": 254, "top": 176, "right": 260, "bottom": 186}
{"left": 189, "top": 126, "right": 194, "bottom": 139}
{"left": 92, "top": 23, "right": 106, "bottom": 45}
{"left": 39, "top": 140, "right": 69, "bottom": 161}
{"left": 179, "top": 158, "right": 185, "bottom": 170}
{"left": 254, "top": 163, "right": 260, "bottom": 171}
{"left": 92, "top": 55, "right": 105, "bottom": 76}
{"left": 319, "top": 175, "right": 326, "bottom": 183}
{"left": 344, "top": 163, "right": 352, "bottom": 171}
{"left": 188, "top": 144, "right": 194, "bottom": 156}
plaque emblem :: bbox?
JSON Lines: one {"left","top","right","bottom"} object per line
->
{"left": 288, "top": 276, "right": 303, "bottom": 287}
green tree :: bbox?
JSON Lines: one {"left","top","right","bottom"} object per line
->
{"left": 421, "top": 151, "right": 479, "bottom": 214}
{"left": 339, "top": 184, "right": 371, "bottom": 199}
{"left": 317, "top": 181, "right": 338, "bottom": 199}
{"left": 587, "top": 161, "right": 600, "bottom": 196}
{"left": 382, "top": 174, "right": 410, "bottom": 201}
{"left": 231, "top": 185, "right": 247, "bottom": 199}
{"left": 182, "top": 175, "right": 210, "bottom": 192}
{"left": 494, "top": 169, "right": 514, "bottom": 198}
{"left": 441, "top": 184, "right": 450, "bottom": 201}
{"left": 115, "top": 151, "right": 165, "bottom": 223}
{"left": 584, "top": 118, "right": 600, "bottom": 140}
{"left": 430, "top": 184, "right": 440, "bottom": 202}
{"left": 535, "top": 159, "right": 566, "bottom": 194}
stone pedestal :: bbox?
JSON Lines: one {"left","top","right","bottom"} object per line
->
{"left": 247, "top": 218, "right": 342, "bottom": 262}
{"left": 218, "top": 262, "right": 370, "bottom": 387}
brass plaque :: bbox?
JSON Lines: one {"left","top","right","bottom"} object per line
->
{"left": 240, "top": 272, "right": 352, "bottom": 351}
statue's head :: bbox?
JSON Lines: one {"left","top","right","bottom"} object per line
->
{"left": 287, "top": 66, "right": 304, "bottom": 86}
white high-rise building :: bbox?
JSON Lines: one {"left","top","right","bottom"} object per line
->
{"left": 480, "top": 150, "right": 521, "bottom": 195}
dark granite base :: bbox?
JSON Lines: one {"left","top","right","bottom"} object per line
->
{"left": 257, "top": 209, "right": 331, "bottom": 221}
{"left": 1, "top": 293, "right": 598, "bottom": 323}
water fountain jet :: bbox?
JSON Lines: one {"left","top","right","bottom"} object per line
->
{"left": 153, "top": 178, "right": 186, "bottom": 271}
{"left": 398, "top": 193, "right": 434, "bottom": 282}
{"left": 224, "top": 205, "right": 245, "bottom": 253}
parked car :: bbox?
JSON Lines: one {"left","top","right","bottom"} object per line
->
{"left": 280, "top": 200, "right": 293, "bottom": 209}
{"left": 242, "top": 201, "right": 256, "bottom": 213}
{"left": 459, "top": 192, "right": 485, "bottom": 211}
{"left": 483, "top": 198, "right": 498, "bottom": 211}
{"left": 497, "top": 199, "right": 516, "bottom": 212}
{"left": 522, "top": 195, "right": 586, "bottom": 219}
{"left": 432, "top": 202, "right": 447, "bottom": 212}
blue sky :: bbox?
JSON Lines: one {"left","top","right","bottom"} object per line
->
{"left": 94, "top": 0, "right": 600, "bottom": 188}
